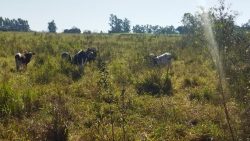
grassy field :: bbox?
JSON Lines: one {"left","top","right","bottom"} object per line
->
{"left": 0, "top": 32, "right": 246, "bottom": 140}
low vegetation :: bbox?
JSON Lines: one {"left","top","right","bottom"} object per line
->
{"left": 0, "top": 31, "right": 248, "bottom": 140}
{"left": 0, "top": 0, "right": 249, "bottom": 140}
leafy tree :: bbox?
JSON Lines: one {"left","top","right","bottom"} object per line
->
{"left": 48, "top": 20, "right": 57, "bottom": 33}
{"left": 64, "top": 27, "right": 81, "bottom": 34}
{"left": 166, "top": 25, "right": 176, "bottom": 34}
{"left": 132, "top": 25, "right": 145, "bottom": 33}
{"left": 122, "top": 18, "right": 131, "bottom": 33}
{"left": 132, "top": 24, "right": 178, "bottom": 34}
{"left": 144, "top": 24, "right": 153, "bottom": 33}
{"left": 0, "top": 17, "right": 30, "bottom": 32}
{"left": 151, "top": 25, "right": 160, "bottom": 33}
{"left": 176, "top": 26, "right": 188, "bottom": 34}
{"left": 83, "top": 30, "right": 92, "bottom": 34}
{"left": 0, "top": 17, "right": 3, "bottom": 27}
{"left": 109, "top": 14, "right": 131, "bottom": 33}
{"left": 201, "top": 1, "right": 249, "bottom": 139}
{"left": 241, "top": 19, "right": 250, "bottom": 32}
{"left": 181, "top": 13, "right": 201, "bottom": 35}
{"left": 153, "top": 25, "right": 177, "bottom": 34}
{"left": 108, "top": 14, "right": 123, "bottom": 33}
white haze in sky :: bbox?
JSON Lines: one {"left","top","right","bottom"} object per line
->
{"left": 1, "top": 0, "right": 249, "bottom": 32}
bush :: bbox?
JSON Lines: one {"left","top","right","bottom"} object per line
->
{"left": 32, "top": 60, "right": 57, "bottom": 84}
{"left": 136, "top": 72, "right": 173, "bottom": 96}
{"left": 162, "top": 75, "right": 173, "bottom": 95}
{"left": 188, "top": 87, "right": 217, "bottom": 103}
{"left": 22, "top": 90, "right": 41, "bottom": 116}
{"left": 189, "top": 92, "right": 202, "bottom": 101}
{"left": 45, "top": 96, "right": 70, "bottom": 141}
{"left": 33, "top": 54, "right": 46, "bottom": 67}
{"left": 46, "top": 116, "right": 69, "bottom": 141}
{"left": 136, "top": 73, "right": 161, "bottom": 95}
{"left": 0, "top": 84, "right": 24, "bottom": 117}
{"left": 183, "top": 77, "right": 199, "bottom": 88}
{"left": 60, "top": 60, "right": 82, "bottom": 81}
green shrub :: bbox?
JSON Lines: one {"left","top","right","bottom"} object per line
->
{"left": 202, "top": 88, "right": 214, "bottom": 101}
{"left": 32, "top": 60, "right": 57, "bottom": 84}
{"left": 162, "top": 74, "right": 173, "bottom": 95}
{"left": 183, "top": 77, "right": 199, "bottom": 88}
{"left": 60, "top": 60, "right": 82, "bottom": 81}
{"left": 136, "top": 73, "right": 161, "bottom": 95}
{"left": 189, "top": 92, "right": 202, "bottom": 101}
{"left": 189, "top": 87, "right": 217, "bottom": 103}
{"left": 0, "top": 84, "right": 24, "bottom": 117}
{"left": 46, "top": 116, "right": 69, "bottom": 141}
{"left": 33, "top": 53, "right": 46, "bottom": 67}
{"left": 45, "top": 96, "right": 70, "bottom": 141}
{"left": 22, "top": 90, "right": 41, "bottom": 115}
{"left": 136, "top": 72, "right": 173, "bottom": 96}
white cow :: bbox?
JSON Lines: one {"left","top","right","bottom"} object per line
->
{"left": 150, "top": 52, "right": 172, "bottom": 73}
{"left": 155, "top": 52, "right": 172, "bottom": 65}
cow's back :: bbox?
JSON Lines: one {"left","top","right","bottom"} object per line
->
{"left": 156, "top": 52, "right": 172, "bottom": 65}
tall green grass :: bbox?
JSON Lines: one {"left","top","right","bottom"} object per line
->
{"left": 0, "top": 32, "right": 247, "bottom": 140}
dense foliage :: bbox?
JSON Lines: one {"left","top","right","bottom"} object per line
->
{"left": 0, "top": 30, "right": 249, "bottom": 140}
{"left": 0, "top": 17, "right": 30, "bottom": 32}
{"left": 64, "top": 27, "right": 81, "bottom": 34}
{"left": 48, "top": 20, "right": 57, "bottom": 33}
{"left": 108, "top": 14, "right": 131, "bottom": 33}
{"left": 0, "top": 1, "right": 249, "bottom": 140}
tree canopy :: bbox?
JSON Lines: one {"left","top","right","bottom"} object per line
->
{"left": 0, "top": 17, "right": 30, "bottom": 32}
{"left": 48, "top": 20, "right": 57, "bottom": 33}
{"left": 64, "top": 27, "right": 81, "bottom": 34}
{"left": 109, "top": 14, "right": 131, "bottom": 33}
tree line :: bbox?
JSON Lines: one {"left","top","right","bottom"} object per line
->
{"left": 109, "top": 14, "right": 250, "bottom": 34}
{"left": 0, "top": 17, "right": 30, "bottom": 32}
{"left": 1, "top": 14, "right": 250, "bottom": 34}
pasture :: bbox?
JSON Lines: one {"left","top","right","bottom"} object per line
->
{"left": 0, "top": 32, "right": 248, "bottom": 140}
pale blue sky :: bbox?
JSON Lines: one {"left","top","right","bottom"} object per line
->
{"left": 1, "top": 0, "right": 249, "bottom": 32}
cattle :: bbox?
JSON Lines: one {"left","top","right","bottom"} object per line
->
{"left": 15, "top": 52, "right": 35, "bottom": 71}
{"left": 61, "top": 52, "right": 71, "bottom": 62}
{"left": 72, "top": 50, "right": 88, "bottom": 68}
{"left": 86, "top": 48, "right": 97, "bottom": 62}
{"left": 61, "top": 48, "right": 97, "bottom": 71}
{"left": 155, "top": 52, "right": 172, "bottom": 65}
{"left": 149, "top": 52, "right": 172, "bottom": 73}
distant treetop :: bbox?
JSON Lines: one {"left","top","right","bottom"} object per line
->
{"left": 48, "top": 20, "right": 57, "bottom": 33}
{"left": 0, "top": 17, "right": 30, "bottom": 32}
{"left": 64, "top": 27, "right": 81, "bottom": 34}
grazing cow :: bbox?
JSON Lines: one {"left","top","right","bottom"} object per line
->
{"left": 61, "top": 48, "right": 97, "bottom": 71}
{"left": 72, "top": 50, "right": 88, "bottom": 71}
{"left": 150, "top": 52, "right": 172, "bottom": 72}
{"left": 61, "top": 52, "right": 71, "bottom": 62}
{"left": 155, "top": 52, "right": 172, "bottom": 65}
{"left": 15, "top": 52, "right": 35, "bottom": 71}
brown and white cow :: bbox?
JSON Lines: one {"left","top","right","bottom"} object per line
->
{"left": 15, "top": 52, "right": 35, "bottom": 71}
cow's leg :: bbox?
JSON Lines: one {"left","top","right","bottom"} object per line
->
{"left": 78, "top": 58, "right": 83, "bottom": 73}
{"left": 16, "top": 61, "right": 19, "bottom": 71}
{"left": 16, "top": 60, "right": 21, "bottom": 71}
{"left": 23, "top": 64, "right": 27, "bottom": 71}
{"left": 20, "top": 63, "right": 23, "bottom": 71}
{"left": 166, "top": 61, "right": 172, "bottom": 75}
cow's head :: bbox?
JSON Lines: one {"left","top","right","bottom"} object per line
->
{"left": 86, "top": 48, "right": 97, "bottom": 61}
{"left": 149, "top": 53, "right": 157, "bottom": 65}
{"left": 24, "top": 52, "right": 35, "bottom": 63}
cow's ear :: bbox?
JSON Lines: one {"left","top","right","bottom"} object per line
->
{"left": 32, "top": 52, "right": 35, "bottom": 55}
